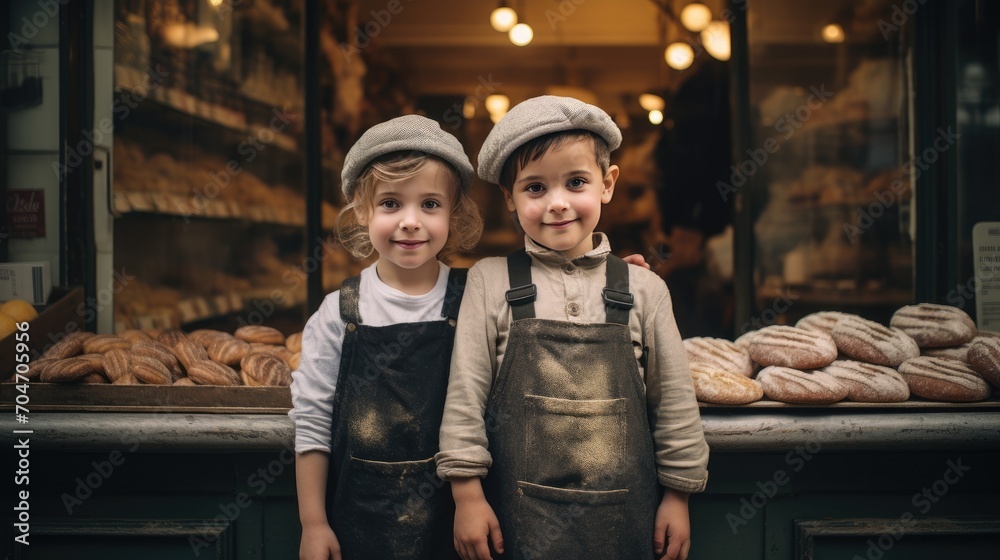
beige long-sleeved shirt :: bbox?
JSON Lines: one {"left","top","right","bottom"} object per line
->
{"left": 436, "top": 234, "right": 709, "bottom": 493}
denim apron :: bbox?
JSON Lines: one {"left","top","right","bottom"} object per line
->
{"left": 484, "top": 250, "right": 659, "bottom": 559}
{"left": 326, "top": 269, "right": 466, "bottom": 560}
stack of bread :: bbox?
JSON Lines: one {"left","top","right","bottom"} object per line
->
{"left": 684, "top": 303, "right": 999, "bottom": 405}
{"left": 19, "top": 325, "right": 302, "bottom": 387}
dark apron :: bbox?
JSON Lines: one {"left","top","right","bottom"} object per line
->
{"left": 484, "top": 250, "right": 660, "bottom": 560}
{"left": 326, "top": 269, "right": 466, "bottom": 560}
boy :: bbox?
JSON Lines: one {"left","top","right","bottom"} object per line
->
{"left": 436, "top": 95, "right": 709, "bottom": 560}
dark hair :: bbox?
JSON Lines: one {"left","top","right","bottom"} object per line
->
{"left": 497, "top": 130, "right": 611, "bottom": 191}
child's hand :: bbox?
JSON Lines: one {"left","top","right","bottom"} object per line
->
{"left": 299, "top": 522, "right": 341, "bottom": 560}
{"left": 623, "top": 253, "right": 651, "bottom": 270}
{"left": 451, "top": 478, "right": 504, "bottom": 560}
{"left": 653, "top": 489, "right": 691, "bottom": 560}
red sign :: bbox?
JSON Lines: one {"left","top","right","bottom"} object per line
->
{"left": 6, "top": 190, "right": 46, "bottom": 239}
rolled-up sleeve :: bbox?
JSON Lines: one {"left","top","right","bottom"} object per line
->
{"left": 289, "top": 294, "right": 344, "bottom": 454}
{"left": 644, "top": 283, "right": 710, "bottom": 492}
{"left": 436, "top": 265, "right": 497, "bottom": 480}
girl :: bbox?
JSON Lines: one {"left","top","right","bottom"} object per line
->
{"left": 290, "top": 114, "right": 483, "bottom": 560}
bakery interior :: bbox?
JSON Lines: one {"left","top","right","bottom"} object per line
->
{"left": 2, "top": 1, "right": 1000, "bottom": 558}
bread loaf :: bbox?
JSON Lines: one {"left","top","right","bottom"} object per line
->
{"left": 188, "top": 329, "right": 233, "bottom": 348}
{"left": 234, "top": 325, "right": 285, "bottom": 345}
{"left": 172, "top": 338, "right": 210, "bottom": 370}
{"left": 240, "top": 353, "right": 293, "bottom": 386}
{"left": 795, "top": 311, "right": 850, "bottom": 335}
{"left": 131, "top": 340, "right": 184, "bottom": 381}
{"left": 41, "top": 354, "right": 105, "bottom": 383}
{"left": 285, "top": 331, "right": 303, "bottom": 353}
{"left": 749, "top": 325, "right": 838, "bottom": 369}
{"left": 821, "top": 360, "right": 910, "bottom": 402}
{"left": 42, "top": 332, "right": 94, "bottom": 360}
{"left": 157, "top": 328, "right": 189, "bottom": 348}
{"left": 898, "top": 356, "right": 991, "bottom": 402}
{"left": 757, "top": 366, "right": 848, "bottom": 404}
{"left": 101, "top": 348, "right": 132, "bottom": 383}
{"left": 119, "top": 329, "right": 152, "bottom": 344}
{"left": 186, "top": 359, "right": 241, "bottom": 386}
{"left": 131, "top": 355, "right": 172, "bottom": 385}
{"left": 921, "top": 342, "right": 972, "bottom": 363}
{"left": 967, "top": 338, "right": 1000, "bottom": 389}
{"left": 23, "top": 357, "right": 59, "bottom": 381}
{"left": 172, "top": 377, "right": 197, "bottom": 386}
{"left": 288, "top": 351, "right": 301, "bottom": 371}
{"left": 208, "top": 338, "right": 250, "bottom": 366}
{"left": 890, "top": 304, "right": 977, "bottom": 347}
{"left": 112, "top": 373, "right": 140, "bottom": 385}
{"left": 689, "top": 363, "right": 763, "bottom": 404}
{"left": 82, "top": 334, "right": 132, "bottom": 354}
{"left": 684, "top": 337, "right": 754, "bottom": 377}
{"left": 831, "top": 315, "right": 919, "bottom": 367}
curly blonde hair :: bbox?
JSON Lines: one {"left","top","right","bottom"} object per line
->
{"left": 336, "top": 152, "right": 484, "bottom": 263}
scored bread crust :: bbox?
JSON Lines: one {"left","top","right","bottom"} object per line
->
{"left": 890, "top": 304, "right": 977, "bottom": 348}
{"left": 757, "top": 366, "right": 848, "bottom": 404}
{"left": 689, "top": 363, "right": 763, "bottom": 404}
{"left": 898, "top": 356, "right": 991, "bottom": 402}
{"left": 684, "top": 337, "right": 754, "bottom": 377}
{"left": 831, "top": 316, "right": 919, "bottom": 367}
{"left": 749, "top": 326, "right": 838, "bottom": 369}
{"left": 821, "top": 360, "right": 910, "bottom": 402}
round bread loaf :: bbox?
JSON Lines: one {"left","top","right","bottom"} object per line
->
{"left": 795, "top": 311, "right": 851, "bottom": 335}
{"left": 240, "top": 353, "right": 293, "bottom": 386}
{"left": 898, "top": 356, "right": 991, "bottom": 402}
{"left": 235, "top": 325, "right": 285, "bottom": 345}
{"left": 684, "top": 337, "right": 754, "bottom": 377}
{"left": 831, "top": 315, "right": 919, "bottom": 367}
{"left": 921, "top": 342, "right": 972, "bottom": 363}
{"left": 890, "top": 304, "right": 977, "bottom": 347}
{"left": 749, "top": 325, "right": 838, "bottom": 369}
{"left": 821, "top": 360, "right": 910, "bottom": 402}
{"left": 188, "top": 329, "right": 233, "bottom": 348}
{"left": 40, "top": 354, "right": 105, "bottom": 383}
{"left": 967, "top": 338, "right": 1000, "bottom": 389}
{"left": 42, "top": 332, "right": 94, "bottom": 360}
{"left": 689, "top": 363, "right": 763, "bottom": 404}
{"left": 757, "top": 366, "right": 848, "bottom": 404}
{"left": 285, "top": 331, "right": 303, "bottom": 353}
{"left": 82, "top": 334, "right": 131, "bottom": 354}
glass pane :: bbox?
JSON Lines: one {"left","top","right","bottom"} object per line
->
{"left": 746, "top": 0, "right": 913, "bottom": 329}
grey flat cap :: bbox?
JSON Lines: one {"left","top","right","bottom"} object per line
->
{"left": 341, "top": 114, "right": 474, "bottom": 198}
{"left": 477, "top": 95, "right": 622, "bottom": 185}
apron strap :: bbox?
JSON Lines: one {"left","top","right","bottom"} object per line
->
{"left": 505, "top": 249, "right": 537, "bottom": 321}
{"left": 603, "top": 255, "right": 634, "bottom": 325}
{"left": 441, "top": 268, "right": 468, "bottom": 320}
{"left": 339, "top": 276, "right": 362, "bottom": 325}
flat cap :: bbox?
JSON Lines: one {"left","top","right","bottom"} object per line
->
{"left": 477, "top": 95, "right": 622, "bottom": 185}
{"left": 341, "top": 114, "right": 474, "bottom": 198}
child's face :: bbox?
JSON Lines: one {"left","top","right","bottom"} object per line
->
{"left": 363, "top": 159, "right": 453, "bottom": 279}
{"left": 503, "top": 138, "right": 618, "bottom": 258}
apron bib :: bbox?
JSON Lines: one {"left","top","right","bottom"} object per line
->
{"left": 484, "top": 250, "right": 659, "bottom": 560}
{"left": 326, "top": 269, "right": 466, "bottom": 560}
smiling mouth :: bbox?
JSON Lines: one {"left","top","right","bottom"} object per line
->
{"left": 394, "top": 240, "right": 427, "bottom": 249}
{"left": 544, "top": 219, "right": 577, "bottom": 228}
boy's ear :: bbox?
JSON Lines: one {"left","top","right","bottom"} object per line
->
{"left": 502, "top": 188, "right": 516, "bottom": 213}
{"left": 601, "top": 165, "right": 619, "bottom": 204}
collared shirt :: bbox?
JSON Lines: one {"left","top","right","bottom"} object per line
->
{"left": 436, "top": 233, "right": 709, "bottom": 492}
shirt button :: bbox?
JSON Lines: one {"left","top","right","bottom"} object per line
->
{"left": 567, "top": 303, "right": 581, "bottom": 316}
{"left": 562, "top": 264, "right": 575, "bottom": 274}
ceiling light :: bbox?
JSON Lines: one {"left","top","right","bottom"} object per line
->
{"left": 638, "top": 93, "right": 665, "bottom": 112}
{"left": 701, "top": 21, "right": 731, "bottom": 61}
{"left": 822, "top": 23, "right": 845, "bottom": 43}
{"left": 648, "top": 109, "right": 664, "bottom": 125}
{"left": 680, "top": 3, "right": 712, "bottom": 32}
{"left": 485, "top": 94, "right": 510, "bottom": 115}
{"left": 490, "top": 6, "right": 518, "bottom": 32}
{"left": 665, "top": 42, "right": 694, "bottom": 70}
{"left": 509, "top": 23, "right": 533, "bottom": 46}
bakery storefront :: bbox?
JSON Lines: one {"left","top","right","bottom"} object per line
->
{"left": 2, "top": 0, "right": 999, "bottom": 558}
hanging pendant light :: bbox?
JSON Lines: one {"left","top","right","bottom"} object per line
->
{"left": 490, "top": 2, "right": 518, "bottom": 33}
{"left": 680, "top": 3, "right": 712, "bottom": 32}
{"left": 665, "top": 42, "right": 694, "bottom": 70}
{"left": 509, "top": 22, "right": 533, "bottom": 46}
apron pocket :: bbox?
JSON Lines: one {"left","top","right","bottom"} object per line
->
{"left": 338, "top": 456, "right": 445, "bottom": 560}
{"left": 523, "top": 395, "right": 626, "bottom": 489}
{"left": 515, "top": 480, "right": 626, "bottom": 559}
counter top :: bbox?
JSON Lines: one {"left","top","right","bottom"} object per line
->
{"left": 2, "top": 409, "right": 998, "bottom": 452}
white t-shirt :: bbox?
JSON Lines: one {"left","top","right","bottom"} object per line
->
{"left": 289, "top": 261, "right": 452, "bottom": 453}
